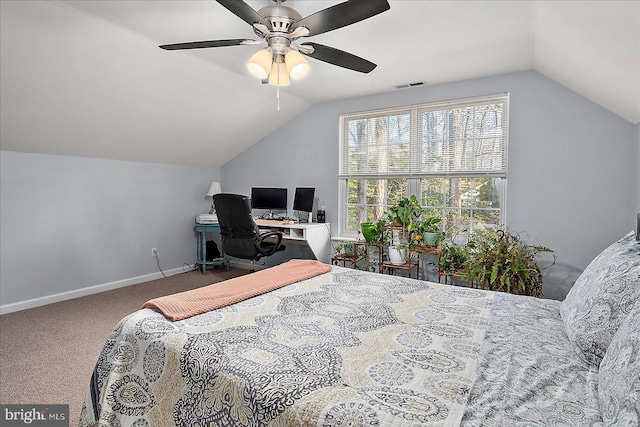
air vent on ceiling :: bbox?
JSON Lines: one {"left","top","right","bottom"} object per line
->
{"left": 395, "top": 81, "right": 425, "bottom": 89}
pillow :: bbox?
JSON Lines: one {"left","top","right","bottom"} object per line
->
{"left": 598, "top": 300, "right": 640, "bottom": 425}
{"left": 560, "top": 231, "right": 640, "bottom": 365}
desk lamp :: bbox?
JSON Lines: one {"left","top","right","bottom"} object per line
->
{"left": 206, "top": 182, "right": 222, "bottom": 215}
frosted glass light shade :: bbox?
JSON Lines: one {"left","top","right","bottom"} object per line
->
{"left": 246, "top": 49, "right": 272, "bottom": 79}
{"left": 285, "top": 50, "right": 310, "bottom": 80}
{"left": 268, "top": 61, "right": 290, "bottom": 86}
{"left": 206, "top": 182, "right": 221, "bottom": 197}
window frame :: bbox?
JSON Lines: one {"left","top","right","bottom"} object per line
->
{"left": 338, "top": 93, "right": 509, "bottom": 238}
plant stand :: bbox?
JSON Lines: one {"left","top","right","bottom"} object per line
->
{"left": 354, "top": 240, "right": 386, "bottom": 273}
{"left": 437, "top": 267, "right": 478, "bottom": 288}
{"left": 411, "top": 244, "right": 440, "bottom": 256}
{"left": 381, "top": 258, "right": 419, "bottom": 279}
{"left": 331, "top": 252, "right": 363, "bottom": 269}
{"left": 381, "top": 245, "right": 422, "bottom": 279}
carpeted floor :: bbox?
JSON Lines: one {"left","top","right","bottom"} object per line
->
{"left": 0, "top": 267, "right": 246, "bottom": 426}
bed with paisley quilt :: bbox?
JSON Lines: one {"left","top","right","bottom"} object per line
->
{"left": 80, "top": 230, "right": 640, "bottom": 427}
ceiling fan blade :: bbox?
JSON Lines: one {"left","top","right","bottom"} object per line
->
{"left": 159, "top": 39, "right": 253, "bottom": 50}
{"left": 215, "top": 0, "right": 272, "bottom": 30}
{"left": 301, "top": 42, "right": 376, "bottom": 73}
{"left": 292, "top": 0, "right": 390, "bottom": 37}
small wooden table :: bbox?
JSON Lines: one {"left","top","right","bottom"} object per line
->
{"left": 195, "top": 223, "right": 229, "bottom": 274}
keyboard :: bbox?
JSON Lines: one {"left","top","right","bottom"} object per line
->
{"left": 257, "top": 216, "right": 293, "bottom": 221}
{"left": 255, "top": 219, "right": 298, "bottom": 226}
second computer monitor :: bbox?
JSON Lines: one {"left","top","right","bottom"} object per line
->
{"left": 251, "top": 187, "right": 287, "bottom": 210}
{"left": 293, "top": 187, "right": 315, "bottom": 213}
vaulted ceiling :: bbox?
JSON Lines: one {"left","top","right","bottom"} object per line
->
{"left": 1, "top": 1, "right": 638, "bottom": 167}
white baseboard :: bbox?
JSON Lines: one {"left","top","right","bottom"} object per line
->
{"left": 0, "top": 267, "right": 185, "bottom": 315}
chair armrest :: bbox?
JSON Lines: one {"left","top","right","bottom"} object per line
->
{"left": 256, "top": 231, "right": 283, "bottom": 256}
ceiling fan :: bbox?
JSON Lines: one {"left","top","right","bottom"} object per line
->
{"left": 159, "top": 0, "right": 391, "bottom": 87}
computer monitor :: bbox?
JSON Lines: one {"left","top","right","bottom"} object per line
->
{"left": 293, "top": 187, "right": 315, "bottom": 212}
{"left": 250, "top": 187, "right": 287, "bottom": 210}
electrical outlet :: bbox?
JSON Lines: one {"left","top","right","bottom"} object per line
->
{"left": 151, "top": 247, "right": 158, "bottom": 258}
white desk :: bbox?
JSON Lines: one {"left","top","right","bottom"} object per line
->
{"left": 255, "top": 220, "right": 331, "bottom": 264}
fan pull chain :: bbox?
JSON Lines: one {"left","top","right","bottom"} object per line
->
{"left": 276, "top": 61, "right": 281, "bottom": 111}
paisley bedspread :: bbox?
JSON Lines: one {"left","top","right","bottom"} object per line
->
{"left": 79, "top": 266, "right": 601, "bottom": 426}
{"left": 461, "top": 292, "right": 602, "bottom": 426}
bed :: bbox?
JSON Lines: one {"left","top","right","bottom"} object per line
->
{"left": 80, "top": 229, "right": 640, "bottom": 427}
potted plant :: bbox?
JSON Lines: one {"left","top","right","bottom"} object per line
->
{"left": 385, "top": 196, "right": 430, "bottom": 265}
{"left": 361, "top": 219, "right": 386, "bottom": 244}
{"left": 414, "top": 216, "right": 442, "bottom": 246}
{"left": 437, "top": 241, "right": 469, "bottom": 275}
{"left": 464, "top": 229, "right": 555, "bottom": 297}
{"left": 361, "top": 222, "right": 375, "bottom": 242}
{"left": 388, "top": 243, "right": 408, "bottom": 265}
{"left": 386, "top": 195, "right": 424, "bottom": 232}
{"left": 335, "top": 241, "right": 355, "bottom": 256}
{"left": 335, "top": 241, "right": 368, "bottom": 258}
{"left": 387, "top": 195, "right": 423, "bottom": 247}
{"left": 386, "top": 223, "right": 410, "bottom": 265}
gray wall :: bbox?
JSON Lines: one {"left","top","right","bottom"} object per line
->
{"left": 0, "top": 151, "right": 219, "bottom": 310}
{"left": 223, "top": 70, "right": 637, "bottom": 300}
{"left": 636, "top": 123, "right": 640, "bottom": 214}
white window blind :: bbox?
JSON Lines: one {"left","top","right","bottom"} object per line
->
{"left": 340, "top": 94, "right": 508, "bottom": 178}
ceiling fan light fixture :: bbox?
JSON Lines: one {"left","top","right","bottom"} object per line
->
{"left": 246, "top": 48, "right": 272, "bottom": 79}
{"left": 268, "top": 55, "right": 290, "bottom": 87}
{"left": 161, "top": 0, "right": 391, "bottom": 84}
{"left": 285, "top": 50, "right": 310, "bottom": 80}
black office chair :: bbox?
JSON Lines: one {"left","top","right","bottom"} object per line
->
{"left": 213, "top": 193, "right": 286, "bottom": 272}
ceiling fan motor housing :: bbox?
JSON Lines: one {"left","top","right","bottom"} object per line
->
{"left": 259, "top": 5, "right": 301, "bottom": 29}
{"left": 257, "top": 5, "right": 302, "bottom": 54}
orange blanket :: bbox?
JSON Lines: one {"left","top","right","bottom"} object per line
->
{"left": 143, "top": 259, "right": 332, "bottom": 321}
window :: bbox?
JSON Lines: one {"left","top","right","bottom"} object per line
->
{"left": 339, "top": 94, "right": 509, "bottom": 237}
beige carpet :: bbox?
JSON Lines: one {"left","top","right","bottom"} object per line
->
{"left": 0, "top": 267, "right": 246, "bottom": 426}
